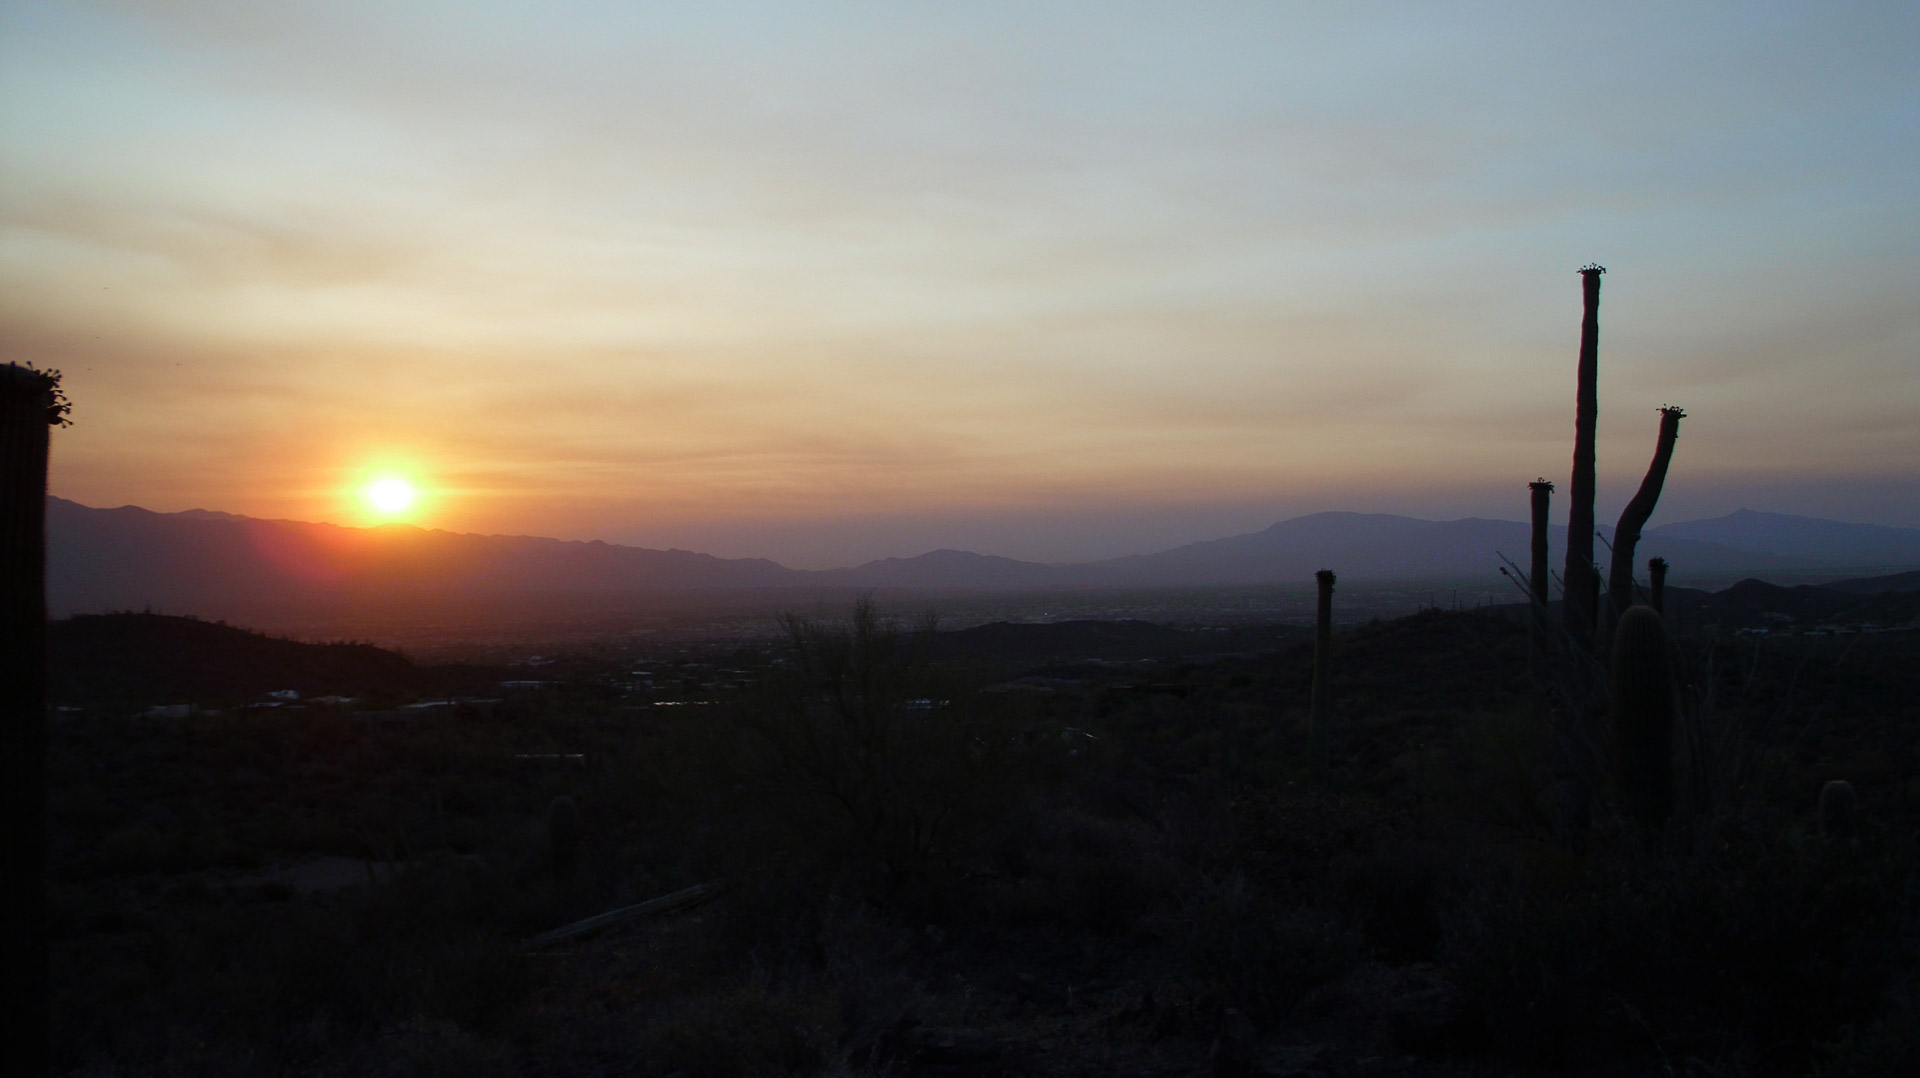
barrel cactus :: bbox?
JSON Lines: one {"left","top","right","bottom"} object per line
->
{"left": 1611, "top": 605, "right": 1676, "bottom": 837}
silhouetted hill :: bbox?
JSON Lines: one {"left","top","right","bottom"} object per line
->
{"left": 1820, "top": 569, "right": 1920, "bottom": 595}
{"left": 1649, "top": 509, "right": 1920, "bottom": 568}
{"left": 1078, "top": 512, "right": 1805, "bottom": 585}
{"left": 48, "top": 613, "right": 433, "bottom": 708}
{"left": 49, "top": 499, "right": 1920, "bottom": 631}
{"left": 1694, "top": 579, "right": 1853, "bottom": 623}
{"left": 48, "top": 497, "right": 809, "bottom": 621}
{"left": 934, "top": 619, "right": 1304, "bottom": 667}
{"left": 823, "top": 549, "right": 1062, "bottom": 589}
{"left": 1661, "top": 574, "right": 1920, "bottom": 631}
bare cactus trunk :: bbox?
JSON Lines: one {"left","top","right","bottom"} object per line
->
{"left": 1563, "top": 265, "right": 1604, "bottom": 653}
{"left": 1528, "top": 479, "right": 1554, "bottom": 681}
{"left": 1310, "top": 569, "right": 1335, "bottom": 782}
{"left": 1, "top": 363, "right": 65, "bottom": 1078}
{"left": 1612, "top": 605, "right": 1677, "bottom": 841}
{"left": 1648, "top": 557, "right": 1669, "bottom": 615}
{"left": 1608, "top": 407, "right": 1684, "bottom": 619}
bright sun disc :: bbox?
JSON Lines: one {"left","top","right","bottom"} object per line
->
{"left": 366, "top": 477, "right": 416, "bottom": 515}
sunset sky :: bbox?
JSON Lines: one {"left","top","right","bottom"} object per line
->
{"left": 4, "top": 1, "right": 1916, "bottom": 567}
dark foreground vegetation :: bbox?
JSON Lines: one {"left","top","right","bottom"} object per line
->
{"left": 46, "top": 599, "right": 1920, "bottom": 1077}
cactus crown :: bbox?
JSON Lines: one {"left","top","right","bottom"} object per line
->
{"left": 0, "top": 362, "right": 72, "bottom": 426}
{"left": 1579, "top": 263, "right": 1606, "bottom": 275}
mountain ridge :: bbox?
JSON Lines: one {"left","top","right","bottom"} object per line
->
{"left": 46, "top": 497, "right": 1920, "bottom": 623}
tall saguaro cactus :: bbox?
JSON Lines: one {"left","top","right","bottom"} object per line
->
{"left": 1310, "top": 569, "right": 1335, "bottom": 781}
{"left": 2, "top": 362, "right": 68, "bottom": 1078}
{"left": 1563, "top": 265, "right": 1605, "bottom": 653}
{"left": 1607, "top": 407, "right": 1685, "bottom": 618}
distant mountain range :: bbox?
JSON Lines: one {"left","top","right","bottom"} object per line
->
{"left": 45, "top": 497, "right": 1920, "bottom": 622}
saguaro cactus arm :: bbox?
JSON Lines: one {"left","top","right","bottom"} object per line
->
{"left": 1608, "top": 406, "right": 1684, "bottom": 618}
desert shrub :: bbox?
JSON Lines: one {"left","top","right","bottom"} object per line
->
{"left": 1211, "top": 787, "right": 1394, "bottom": 899}
{"left": 1447, "top": 828, "right": 1908, "bottom": 1074}
{"left": 976, "top": 803, "right": 1184, "bottom": 936}
{"left": 291, "top": 871, "right": 521, "bottom": 1027}
{"left": 728, "top": 596, "right": 1023, "bottom": 899}
{"left": 1185, "top": 871, "right": 1358, "bottom": 1015}
{"left": 94, "top": 822, "right": 186, "bottom": 875}
{"left": 1431, "top": 704, "right": 1557, "bottom": 831}
{"left": 1813, "top": 998, "right": 1920, "bottom": 1077}
{"left": 1328, "top": 841, "right": 1462, "bottom": 962}
{"left": 646, "top": 981, "right": 839, "bottom": 1078}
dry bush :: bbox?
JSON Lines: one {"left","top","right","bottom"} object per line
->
{"left": 1184, "top": 871, "right": 1358, "bottom": 1016}
{"left": 727, "top": 596, "right": 1024, "bottom": 899}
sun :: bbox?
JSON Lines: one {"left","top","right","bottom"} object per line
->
{"left": 364, "top": 477, "right": 417, "bottom": 518}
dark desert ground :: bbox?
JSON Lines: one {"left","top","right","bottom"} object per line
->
{"left": 31, "top": 564, "right": 1920, "bottom": 1076}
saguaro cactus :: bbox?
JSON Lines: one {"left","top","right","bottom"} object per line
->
{"left": 1310, "top": 569, "right": 1335, "bottom": 781}
{"left": 1528, "top": 479, "right": 1554, "bottom": 678}
{"left": 1608, "top": 407, "right": 1685, "bottom": 618}
{"left": 1562, "top": 265, "right": 1605, "bottom": 654}
{"left": 2, "top": 362, "right": 67, "bottom": 1078}
{"left": 1611, "top": 605, "right": 1676, "bottom": 838}
{"left": 1647, "top": 557, "right": 1669, "bottom": 616}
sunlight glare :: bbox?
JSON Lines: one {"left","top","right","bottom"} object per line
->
{"left": 366, "top": 477, "right": 417, "bottom": 517}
